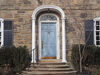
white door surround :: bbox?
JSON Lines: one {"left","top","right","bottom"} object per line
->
{"left": 32, "top": 5, "right": 67, "bottom": 63}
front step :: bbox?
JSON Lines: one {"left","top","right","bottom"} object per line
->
{"left": 26, "top": 67, "right": 73, "bottom": 71}
{"left": 23, "top": 71, "right": 76, "bottom": 75}
{"left": 22, "top": 60, "right": 76, "bottom": 75}
{"left": 40, "top": 59, "right": 62, "bottom": 63}
{"left": 31, "top": 64, "right": 70, "bottom": 68}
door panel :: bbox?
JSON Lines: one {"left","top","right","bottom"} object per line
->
{"left": 41, "top": 22, "right": 56, "bottom": 58}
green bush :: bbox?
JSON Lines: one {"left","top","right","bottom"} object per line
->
{"left": 94, "top": 47, "right": 100, "bottom": 65}
{"left": 92, "top": 69, "right": 100, "bottom": 75}
{"left": 71, "top": 44, "right": 100, "bottom": 71}
{"left": 0, "top": 46, "right": 15, "bottom": 66}
{"left": 0, "top": 46, "right": 31, "bottom": 73}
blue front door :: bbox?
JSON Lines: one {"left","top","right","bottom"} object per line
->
{"left": 41, "top": 22, "right": 56, "bottom": 58}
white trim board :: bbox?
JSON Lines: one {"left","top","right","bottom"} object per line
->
{"left": 0, "top": 18, "right": 4, "bottom": 47}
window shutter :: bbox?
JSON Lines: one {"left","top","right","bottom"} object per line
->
{"left": 84, "top": 20, "right": 94, "bottom": 45}
{"left": 4, "top": 20, "right": 13, "bottom": 46}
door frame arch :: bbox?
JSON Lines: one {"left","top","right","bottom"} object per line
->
{"left": 32, "top": 5, "right": 67, "bottom": 63}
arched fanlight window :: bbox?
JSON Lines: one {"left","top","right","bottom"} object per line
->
{"left": 40, "top": 14, "right": 57, "bottom": 21}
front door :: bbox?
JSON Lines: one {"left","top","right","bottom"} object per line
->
{"left": 41, "top": 22, "right": 56, "bottom": 59}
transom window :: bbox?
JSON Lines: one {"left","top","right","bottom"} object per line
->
{"left": 94, "top": 18, "right": 100, "bottom": 46}
{"left": 40, "top": 14, "right": 57, "bottom": 21}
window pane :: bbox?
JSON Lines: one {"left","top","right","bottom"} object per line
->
{"left": 4, "top": 31, "right": 13, "bottom": 46}
{"left": 96, "top": 26, "right": 100, "bottom": 30}
{"left": 96, "top": 41, "right": 100, "bottom": 45}
{"left": 96, "top": 31, "right": 99, "bottom": 35}
{"left": 96, "top": 21, "right": 100, "bottom": 25}
{"left": 96, "top": 36, "right": 100, "bottom": 40}
{"left": 4, "top": 21, "right": 12, "bottom": 30}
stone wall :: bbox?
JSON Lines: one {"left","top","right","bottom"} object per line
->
{"left": 0, "top": 0, "right": 100, "bottom": 61}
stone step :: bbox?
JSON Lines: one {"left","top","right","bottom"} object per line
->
{"left": 31, "top": 64, "right": 70, "bottom": 68}
{"left": 26, "top": 67, "right": 73, "bottom": 71}
{"left": 39, "top": 59, "right": 62, "bottom": 63}
{"left": 23, "top": 71, "right": 76, "bottom": 75}
{"left": 32, "top": 62, "right": 67, "bottom": 65}
{"left": 31, "top": 63, "right": 69, "bottom": 66}
{"left": 22, "top": 60, "right": 76, "bottom": 75}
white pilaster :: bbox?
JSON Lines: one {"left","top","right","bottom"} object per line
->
{"left": 56, "top": 16, "right": 60, "bottom": 59}
{"left": 32, "top": 18, "right": 36, "bottom": 63}
{"left": 62, "top": 18, "right": 67, "bottom": 62}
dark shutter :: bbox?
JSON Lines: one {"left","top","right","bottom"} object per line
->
{"left": 4, "top": 20, "right": 13, "bottom": 46}
{"left": 84, "top": 20, "right": 94, "bottom": 45}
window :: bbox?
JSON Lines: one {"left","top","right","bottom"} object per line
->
{"left": 94, "top": 18, "right": 100, "bottom": 46}
{"left": 4, "top": 20, "right": 13, "bottom": 46}
{"left": 84, "top": 20, "right": 94, "bottom": 45}
{"left": 40, "top": 14, "right": 57, "bottom": 21}
{"left": 0, "top": 18, "right": 13, "bottom": 47}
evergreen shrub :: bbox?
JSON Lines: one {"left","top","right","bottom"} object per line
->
{"left": 0, "top": 46, "right": 31, "bottom": 73}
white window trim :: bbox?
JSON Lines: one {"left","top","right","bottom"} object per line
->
{"left": 94, "top": 17, "right": 100, "bottom": 46}
{"left": 0, "top": 18, "right": 4, "bottom": 47}
{"left": 38, "top": 13, "right": 60, "bottom": 60}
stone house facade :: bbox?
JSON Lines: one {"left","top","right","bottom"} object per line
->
{"left": 0, "top": 0, "right": 100, "bottom": 63}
